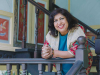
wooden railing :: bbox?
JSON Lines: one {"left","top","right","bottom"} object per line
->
{"left": 0, "top": 58, "right": 75, "bottom": 75}
{"left": 0, "top": 36, "right": 89, "bottom": 75}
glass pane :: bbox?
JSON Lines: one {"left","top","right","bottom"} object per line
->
{"left": 0, "top": 0, "right": 13, "bottom": 13}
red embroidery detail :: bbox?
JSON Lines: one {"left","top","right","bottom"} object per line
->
{"left": 44, "top": 40, "right": 49, "bottom": 45}
{"left": 69, "top": 41, "right": 93, "bottom": 75}
{"left": 79, "top": 25, "right": 85, "bottom": 33}
{"left": 70, "top": 44, "right": 78, "bottom": 55}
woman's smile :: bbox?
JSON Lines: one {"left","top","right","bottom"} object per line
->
{"left": 58, "top": 24, "right": 64, "bottom": 29}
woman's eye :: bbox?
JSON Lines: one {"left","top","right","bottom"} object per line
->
{"left": 54, "top": 20, "right": 57, "bottom": 22}
{"left": 60, "top": 18, "right": 64, "bottom": 20}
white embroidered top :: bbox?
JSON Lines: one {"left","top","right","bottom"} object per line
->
{"left": 46, "top": 27, "right": 85, "bottom": 56}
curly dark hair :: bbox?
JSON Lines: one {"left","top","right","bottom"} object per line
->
{"left": 48, "top": 8, "right": 78, "bottom": 37}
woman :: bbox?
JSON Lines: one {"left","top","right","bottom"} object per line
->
{"left": 42, "top": 8, "right": 93, "bottom": 75}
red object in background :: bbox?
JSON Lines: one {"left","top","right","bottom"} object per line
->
{"left": 18, "top": 0, "right": 28, "bottom": 41}
{"left": 86, "top": 32, "right": 97, "bottom": 42}
{"left": 0, "top": 18, "right": 9, "bottom": 41}
{"left": 37, "top": 3, "right": 45, "bottom": 44}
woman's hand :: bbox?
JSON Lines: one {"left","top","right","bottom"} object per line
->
{"left": 42, "top": 44, "right": 52, "bottom": 59}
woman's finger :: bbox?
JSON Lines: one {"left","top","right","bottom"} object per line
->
{"left": 42, "top": 53, "right": 49, "bottom": 58}
{"left": 42, "top": 50, "right": 51, "bottom": 56}
{"left": 42, "top": 53, "right": 51, "bottom": 59}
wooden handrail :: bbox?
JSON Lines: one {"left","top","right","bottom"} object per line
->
{"left": 0, "top": 58, "right": 75, "bottom": 64}
{"left": 28, "top": 0, "right": 50, "bottom": 16}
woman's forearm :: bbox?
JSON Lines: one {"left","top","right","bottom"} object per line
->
{"left": 53, "top": 50, "right": 74, "bottom": 58}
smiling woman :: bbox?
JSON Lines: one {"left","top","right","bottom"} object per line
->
{"left": 41, "top": 8, "right": 93, "bottom": 75}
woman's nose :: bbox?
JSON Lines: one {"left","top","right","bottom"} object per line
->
{"left": 57, "top": 20, "right": 61, "bottom": 25}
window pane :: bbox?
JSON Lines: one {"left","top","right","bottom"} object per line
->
{"left": 0, "top": 0, "right": 13, "bottom": 13}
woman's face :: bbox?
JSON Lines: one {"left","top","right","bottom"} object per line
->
{"left": 54, "top": 13, "right": 69, "bottom": 35}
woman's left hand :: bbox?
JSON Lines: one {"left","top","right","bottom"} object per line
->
{"left": 42, "top": 45, "right": 52, "bottom": 59}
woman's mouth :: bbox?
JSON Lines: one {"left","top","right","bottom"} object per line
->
{"left": 58, "top": 25, "right": 64, "bottom": 29}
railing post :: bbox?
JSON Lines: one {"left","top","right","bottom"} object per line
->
{"left": 34, "top": 7, "right": 39, "bottom": 58}
{"left": 22, "top": 64, "right": 27, "bottom": 75}
{"left": 56, "top": 64, "right": 62, "bottom": 75}
{"left": 7, "top": 64, "right": 12, "bottom": 75}
{"left": 17, "top": 64, "right": 20, "bottom": 75}
{"left": 48, "top": 64, "right": 53, "bottom": 72}
{"left": 76, "top": 36, "right": 88, "bottom": 68}
{"left": 22, "top": 0, "right": 27, "bottom": 48}
{"left": 95, "top": 29, "right": 100, "bottom": 75}
{"left": 75, "top": 36, "right": 88, "bottom": 75}
{"left": 38, "top": 64, "right": 43, "bottom": 75}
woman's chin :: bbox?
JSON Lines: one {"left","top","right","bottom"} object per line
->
{"left": 59, "top": 30, "right": 68, "bottom": 35}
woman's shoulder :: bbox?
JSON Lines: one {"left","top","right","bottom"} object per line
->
{"left": 69, "top": 25, "right": 85, "bottom": 35}
{"left": 68, "top": 25, "right": 86, "bottom": 42}
{"left": 46, "top": 31, "right": 56, "bottom": 40}
{"left": 46, "top": 31, "right": 52, "bottom": 38}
